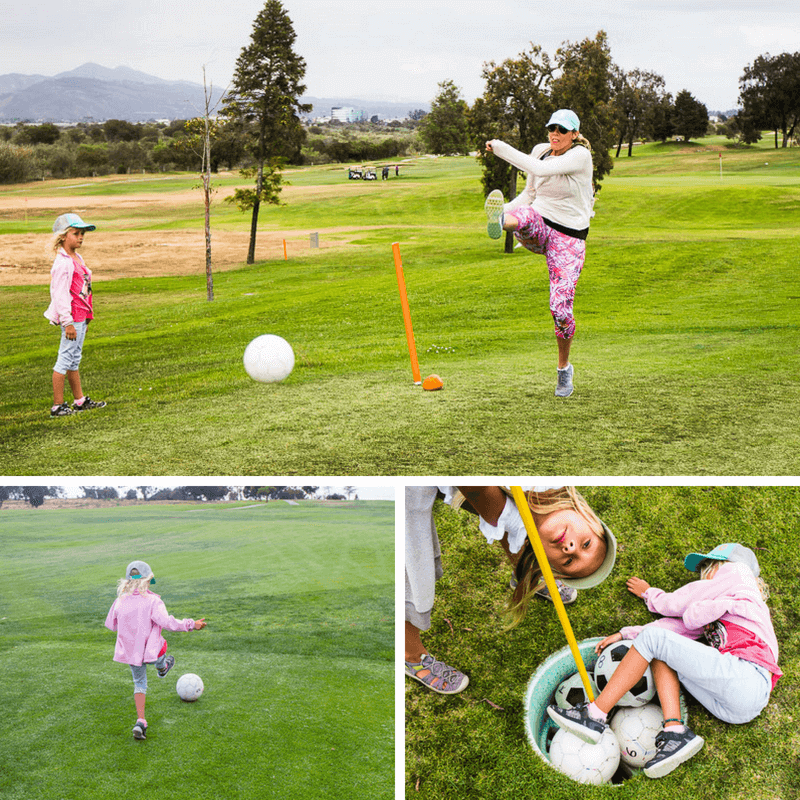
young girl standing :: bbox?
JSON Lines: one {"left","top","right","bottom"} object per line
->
{"left": 547, "top": 543, "right": 782, "bottom": 778}
{"left": 105, "top": 560, "right": 207, "bottom": 740}
{"left": 44, "top": 213, "right": 106, "bottom": 417}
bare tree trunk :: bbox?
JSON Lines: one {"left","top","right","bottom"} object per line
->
{"left": 504, "top": 166, "right": 517, "bottom": 254}
{"left": 247, "top": 125, "right": 266, "bottom": 265}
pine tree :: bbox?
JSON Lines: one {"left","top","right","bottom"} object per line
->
{"left": 223, "top": 1, "right": 311, "bottom": 264}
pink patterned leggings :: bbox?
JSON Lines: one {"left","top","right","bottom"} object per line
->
{"left": 509, "top": 206, "right": 586, "bottom": 340}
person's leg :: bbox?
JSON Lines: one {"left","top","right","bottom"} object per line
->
{"left": 66, "top": 369, "right": 84, "bottom": 403}
{"left": 52, "top": 370, "right": 66, "bottom": 406}
{"left": 405, "top": 619, "right": 469, "bottom": 694}
{"left": 557, "top": 336, "right": 572, "bottom": 371}
{"left": 135, "top": 692, "right": 146, "bottom": 720}
{"left": 593, "top": 645, "right": 650, "bottom": 714}
{"left": 651, "top": 659, "right": 683, "bottom": 729}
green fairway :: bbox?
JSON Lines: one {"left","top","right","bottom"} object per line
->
{"left": 0, "top": 499, "right": 394, "bottom": 800}
{"left": 1, "top": 143, "right": 798, "bottom": 475}
{"left": 406, "top": 486, "right": 800, "bottom": 800}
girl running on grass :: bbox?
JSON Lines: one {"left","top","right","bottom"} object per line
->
{"left": 44, "top": 213, "right": 106, "bottom": 417}
{"left": 405, "top": 486, "right": 616, "bottom": 694}
{"left": 547, "top": 543, "right": 782, "bottom": 778}
{"left": 105, "top": 560, "right": 207, "bottom": 740}
{"left": 484, "top": 109, "right": 594, "bottom": 398}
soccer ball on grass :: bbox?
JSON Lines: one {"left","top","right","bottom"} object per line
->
{"left": 243, "top": 334, "right": 295, "bottom": 383}
{"left": 176, "top": 672, "right": 204, "bottom": 702}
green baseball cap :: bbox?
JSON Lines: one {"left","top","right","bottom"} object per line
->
{"left": 683, "top": 543, "right": 760, "bottom": 577}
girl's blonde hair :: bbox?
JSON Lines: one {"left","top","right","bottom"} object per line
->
{"left": 506, "top": 487, "right": 605, "bottom": 628}
{"left": 116, "top": 575, "right": 154, "bottom": 598}
{"left": 699, "top": 558, "right": 769, "bottom": 602}
{"left": 51, "top": 228, "right": 73, "bottom": 256}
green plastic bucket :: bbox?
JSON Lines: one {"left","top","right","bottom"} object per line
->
{"left": 523, "top": 636, "right": 688, "bottom": 781}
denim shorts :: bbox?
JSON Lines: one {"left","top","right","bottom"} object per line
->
{"left": 53, "top": 320, "right": 88, "bottom": 373}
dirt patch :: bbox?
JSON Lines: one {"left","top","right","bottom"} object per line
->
{"left": 0, "top": 498, "right": 195, "bottom": 511}
{"left": 0, "top": 176, "right": 404, "bottom": 286}
{"left": 0, "top": 226, "right": 387, "bottom": 286}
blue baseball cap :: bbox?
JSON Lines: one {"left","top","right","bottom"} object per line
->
{"left": 684, "top": 543, "right": 760, "bottom": 577}
{"left": 52, "top": 213, "right": 96, "bottom": 233}
{"left": 546, "top": 109, "right": 581, "bottom": 131}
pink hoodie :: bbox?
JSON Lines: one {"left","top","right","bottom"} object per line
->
{"left": 105, "top": 591, "right": 195, "bottom": 666}
{"left": 621, "top": 562, "right": 782, "bottom": 687}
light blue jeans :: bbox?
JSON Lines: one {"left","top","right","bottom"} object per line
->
{"left": 130, "top": 652, "right": 168, "bottom": 695}
{"left": 633, "top": 625, "right": 771, "bottom": 724}
{"left": 53, "top": 319, "right": 88, "bottom": 373}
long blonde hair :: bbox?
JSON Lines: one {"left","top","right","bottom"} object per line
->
{"left": 116, "top": 576, "right": 154, "bottom": 598}
{"left": 506, "top": 487, "right": 605, "bottom": 628}
{"left": 699, "top": 559, "right": 769, "bottom": 601}
{"left": 51, "top": 228, "right": 74, "bottom": 256}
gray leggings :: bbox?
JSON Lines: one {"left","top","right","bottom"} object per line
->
{"left": 130, "top": 652, "right": 168, "bottom": 694}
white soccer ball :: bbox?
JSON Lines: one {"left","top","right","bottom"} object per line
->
{"left": 548, "top": 727, "right": 620, "bottom": 785}
{"left": 243, "top": 334, "right": 295, "bottom": 383}
{"left": 176, "top": 672, "right": 204, "bottom": 702}
{"left": 554, "top": 671, "right": 599, "bottom": 710}
{"left": 610, "top": 703, "right": 664, "bottom": 768}
{"left": 594, "top": 640, "right": 656, "bottom": 707}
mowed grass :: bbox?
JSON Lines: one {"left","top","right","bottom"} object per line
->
{"left": 1, "top": 142, "right": 799, "bottom": 475}
{"left": 0, "top": 499, "right": 394, "bottom": 800}
{"left": 406, "top": 486, "right": 800, "bottom": 800}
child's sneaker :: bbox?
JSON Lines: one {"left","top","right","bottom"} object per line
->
{"left": 50, "top": 403, "right": 75, "bottom": 417}
{"left": 484, "top": 189, "right": 505, "bottom": 239}
{"left": 72, "top": 396, "right": 107, "bottom": 411}
{"left": 535, "top": 580, "right": 577, "bottom": 604}
{"left": 546, "top": 701, "right": 606, "bottom": 744}
{"left": 555, "top": 364, "right": 574, "bottom": 398}
{"left": 157, "top": 655, "right": 175, "bottom": 678}
{"left": 643, "top": 726, "right": 704, "bottom": 778}
{"left": 132, "top": 720, "right": 148, "bottom": 740}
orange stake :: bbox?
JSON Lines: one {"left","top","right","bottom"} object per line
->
{"left": 283, "top": 239, "right": 288, "bottom": 260}
{"left": 392, "top": 242, "right": 422, "bottom": 385}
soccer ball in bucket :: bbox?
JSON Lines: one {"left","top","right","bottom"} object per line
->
{"left": 243, "top": 334, "right": 295, "bottom": 383}
{"left": 176, "top": 673, "right": 204, "bottom": 702}
{"left": 594, "top": 640, "right": 655, "bottom": 706}
{"left": 554, "top": 671, "right": 599, "bottom": 710}
{"left": 548, "top": 727, "right": 620, "bottom": 785}
{"left": 610, "top": 703, "right": 664, "bottom": 769}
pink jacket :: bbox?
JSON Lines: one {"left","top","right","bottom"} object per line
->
{"left": 44, "top": 248, "right": 90, "bottom": 326}
{"left": 105, "top": 591, "right": 195, "bottom": 666}
{"left": 621, "top": 562, "right": 780, "bottom": 667}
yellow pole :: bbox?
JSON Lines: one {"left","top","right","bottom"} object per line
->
{"left": 392, "top": 242, "right": 422, "bottom": 385}
{"left": 510, "top": 486, "right": 595, "bottom": 702}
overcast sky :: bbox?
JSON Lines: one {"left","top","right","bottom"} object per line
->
{"left": 2, "top": 1, "right": 799, "bottom": 111}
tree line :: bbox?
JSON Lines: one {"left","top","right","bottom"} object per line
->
{"left": 0, "top": 485, "right": 360, "bottom": 507}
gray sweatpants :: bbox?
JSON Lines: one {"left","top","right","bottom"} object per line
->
{"left": 633, "top": 625, "right": 771, "bottom": 724}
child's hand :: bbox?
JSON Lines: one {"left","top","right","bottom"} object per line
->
{"left": 595, "top": 632, "right": 623, "bottom": 654}
{"left": 194, "top": 618, "right": 207, "bottom": 630}
{"left": 626, "top": 577, "right": 650, "bottom": 598}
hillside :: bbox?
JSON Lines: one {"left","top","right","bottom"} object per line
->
{"left": 0, "top": 63, "right": 428, "bottom": 123}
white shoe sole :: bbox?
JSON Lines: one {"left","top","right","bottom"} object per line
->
{"left": 485, "top": 190, "right": 504, "bottom": 239}
{"left": 643, "top": 734, "right": 704, "bottom": 778}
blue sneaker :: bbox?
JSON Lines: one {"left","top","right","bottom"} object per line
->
{"left": 643, "top": 727, "right": 704, "bottom": 778}
{"left": 546, "top": 701, "right": 606, "bottom": 744}
{"left": 484, "top": 189, "right": 505, "bottom": 239}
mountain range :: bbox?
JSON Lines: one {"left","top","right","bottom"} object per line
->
{"left": 0, "top": 63, "right": 428, "bottom": 123}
